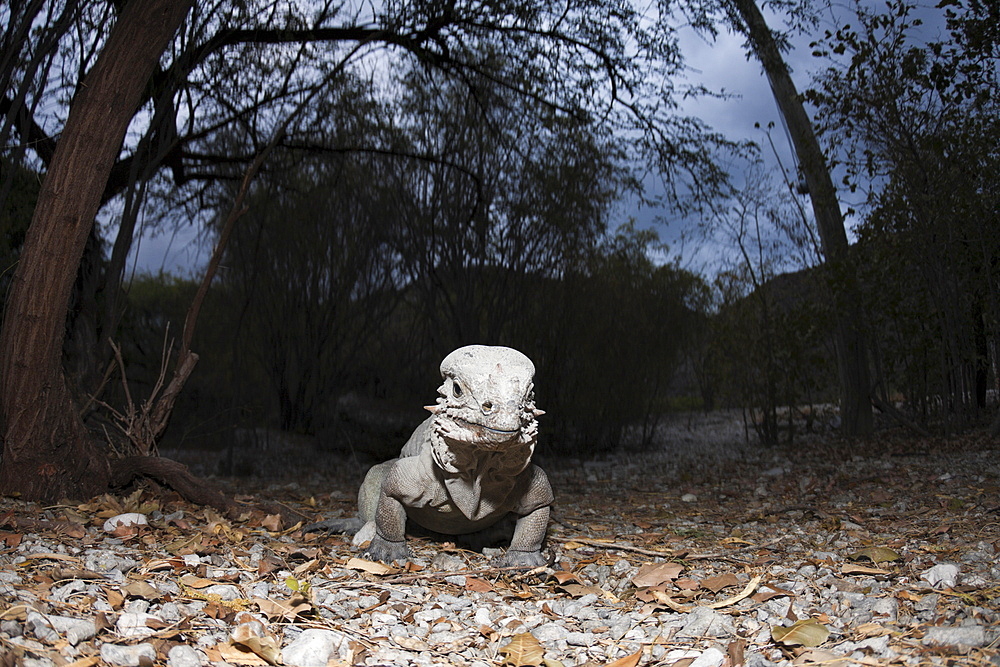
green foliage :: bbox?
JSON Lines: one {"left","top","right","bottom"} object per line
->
{"left": 809, "top": 0, "right": 1000, "bottom": 428}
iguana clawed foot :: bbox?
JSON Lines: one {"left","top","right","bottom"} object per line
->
{"left": 491, "top": 549, "right": 546, "bottom": 568}
{"left": 364, "top": 535, "right": 411, "bottom": 564}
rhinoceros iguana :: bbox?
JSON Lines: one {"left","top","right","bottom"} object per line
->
{"left": 304, "top": 345, "right": 553, "bottom": 567}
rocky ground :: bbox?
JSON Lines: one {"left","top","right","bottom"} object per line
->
{"left": 1, "top": 412, "right": 998, "bottom": 666}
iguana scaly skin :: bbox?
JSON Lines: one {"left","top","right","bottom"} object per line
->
{"left": 304, "top": 345, "right": 553, "bottom": 567}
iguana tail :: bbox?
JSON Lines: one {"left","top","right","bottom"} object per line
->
{"left": 301, "top": 517, "right": 364, "bottom": 535}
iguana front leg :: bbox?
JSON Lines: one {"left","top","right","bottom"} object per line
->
{"left": 493, "top": 505, "right": 550, "bottom": 567}
{"left": 493, "top": 465, "right": 553, "bottom": 568}
{"left": 364, "top": 465, "right": 412, "bottom": 564}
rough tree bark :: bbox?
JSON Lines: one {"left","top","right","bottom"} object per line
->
{"left": 728, "top": 0, "right": 874, "bottom": 436}
{"left": 0, "top": 0, "right": 195, "bottom": 501}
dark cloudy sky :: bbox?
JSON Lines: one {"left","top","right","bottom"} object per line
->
{"left": 129, "top": 2, "right": 931, "bottom": 276}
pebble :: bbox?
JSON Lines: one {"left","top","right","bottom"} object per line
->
{"left": 922, "top": 625, "right": 987, "bottom": 650}
{"left": 100, "top": 642, "right": 157, "bottom": 666}
{"left": 166, "top": 644, "right": 203, "bottom": 667}
{"left": 1, "top": 416, "right": 997, "bottom": 667}
{"left": 282, "top": 628, "right": 352, "bottom": 666}
{"left": 26, "top": 611, "right": 96, "bottom": 645}
{"left": 921, "top": 562, "right": 960, "bottom": 588}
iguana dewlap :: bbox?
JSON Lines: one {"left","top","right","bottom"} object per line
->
{"left": 304, "top": 345, "right": 553, "bottom": 567}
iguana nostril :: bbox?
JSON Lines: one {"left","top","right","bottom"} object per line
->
{"left": 482, "top": 401, "right": 493, "bottom": 412}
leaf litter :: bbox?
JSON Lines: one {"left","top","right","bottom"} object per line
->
{"left": 0, "top": 416, "right": 998, "bottom": 666}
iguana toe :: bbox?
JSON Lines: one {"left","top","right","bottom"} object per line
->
{"left": 492, "top": 549, "right": 546, "bottom": 568}
{"left": 364, "top": 535, "right": 411, "bottom": 564}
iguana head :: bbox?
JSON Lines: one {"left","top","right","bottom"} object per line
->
{"left": 427, "top": 345, "right": 543, "bottom": 452}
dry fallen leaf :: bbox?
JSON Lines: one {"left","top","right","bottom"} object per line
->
{"left": 63, "top": 657, "right": 102, "bottom": 667}
{"left": 701, "top": 572, "right": 740, "bottom": 593}
{"left": 345, "top": 557, "right": 396, "bottom": 575}
{"left": 847, "top": 547, "right": 901, "bottom": 564}
{"left": 0, "top": 605, "right": 28, "bottom": 621}
{"left": 499, "top": 632, "right": 547, "bottom": 667}
{"left": 631, "top": 562, "right": 683, "bottom": 588}
{"left": 550, "top": 570, "right": 581, "bottom": 585}
{"left": 771, "top": 618, "right": 830, "bottom": 647}
{"left": 122, "top": 580, "right": 163, "bottom": 600}
{"left": 254, "top": 593, "right": 311, "bottom": 621}
{"left": 841, "top": 563, "right": 890, "bottom": 575}
{"left": 727, "top": 637, "right": 746, "bottom": 667}
{"left": 179, "top": 574, "right": 216, "bottom": 589}
{"left": 230, "top": 614, "right": 282, "bottom": 665}
{"left": 466, "top": 576, "right": 494, "bottom": 592}
{"left": 213, "top": 641, "right": 272, "bottom": 665}
{"left": 792, "top": 648, "right": 850, "bottom": 666}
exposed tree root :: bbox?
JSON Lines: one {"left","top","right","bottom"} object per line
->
{"left": 107, "top": 455, "right": 307, "bottom": 526}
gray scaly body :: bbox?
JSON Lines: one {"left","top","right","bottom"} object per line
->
{"left": 304, "top": 345, "right": 553, "bottom": 567}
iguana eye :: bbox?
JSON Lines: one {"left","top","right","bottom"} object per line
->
{"left": 452, "top": 381, "right": 463, "bottom": 397}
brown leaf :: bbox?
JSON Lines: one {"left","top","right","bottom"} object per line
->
{"left": 231, "top": 615, "right": 281, "bottom": 665}
{"left": 23, "top": 552, "right": 80, "bottom": 563}
{"left": 557, "top": 583, "right": 610, "bottom": 599}
{"left": 260, "top": 514, "right": 283, "bottom": 533}
{"left": 254, "top": 593, "right": 312, "bottom": 621}
{"left": 752, "top": 590, "right": 789, "bottom": 603}
{"left": 771, "top": 619, "right": 830, "bottom": 647}
{"left": 63, "top": 658, "right": 102, "bottom": 667}
{"left": 104, "top": 587, "right": 124, "bottom": 610}
{"left": 122, "top": 580, "right": 163, "bottom": 600}
{"left": 499, "top": 632, "right": 546, "bottom": 666}
{"left": 346, "top": 557, "right": 396, "bottom": 575}
{"left": 179, "top": 574, "right": 216, "bottom": 589}
{"left": 0, "top": 605, "right": 28, "bottom": 621}
{"left": 140, "top": 557, "right": 185, "bottom": 574}
{"left": 631, "top": 562, "right": 683, "bottom": 588}
{"left": 257, "top": 555, "right": 283, "bottom": 577}
{"left": 466, "top": 577, "right": 494, "bottom": 592}
{"left": 847, "top": 547, "right": 901, "bottom": 564}
{"left": 214, "top": 641, "right": 272, "bottom": 665}
{"left": 0, "top": 532, "right": 22, "bottom": 548}
{"left": 550, "top": 570, "right": 580, "bottom": 585}
{"left": 791, "top": 649, "right": 850, "bottom": 667}
{"left": 701, "top": 572, "right": 740, "bottom": 593}
{"left": 727, "top": 638, "right": 746, "bottom": 667}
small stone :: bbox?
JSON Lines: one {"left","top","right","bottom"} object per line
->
{"left": 473, "top": 607, "right": 492, "bottom": 626}
{"left": 681, "top": 493, "right": 698, "bottom": 503}
{"left": 533, "top": 622, "right": 569, "bottom": 643}
{"left": 922, "top": 625, "right": 986, "bottom": 650}
{"left": 202, "top": 584, "right": 241, "bottom": 600}
{"left": 690, "top": 647, "right": 726, "bottom": 667}
{"left": 100, "top": 642, "right": 157, "bottom": 666}
{"left": 921, "top": 563, "right": 960, "bottom": 588}
{"left": 283, "top": 628, "right": 351, "bottom": 666}
{"left": 116, "top": 611, "right": 162, "bottom": 638}
{"left": 678, "top": 607, "right": 736, "bottom": 638}
{"left": 167, "top": 644, "right": 203, "bottom": 667}
{"left": 430, "top": 553, "right": 466, "bottom": 571}
{"left": 26, "top": 611, "right": 96, "bottom": 645}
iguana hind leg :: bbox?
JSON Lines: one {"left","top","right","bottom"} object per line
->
{"left": 301, "top": 516, "right": 364, "bottom": 535}
{"left": 302, "top": 459, "right": 397, "bottom": 538}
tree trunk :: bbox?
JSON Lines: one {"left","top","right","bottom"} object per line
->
{"left": 0, "top": 0, "right": 193, "bottom": 501}
{"left": 728, "top": 0, "right": 874, "bottom": 436}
